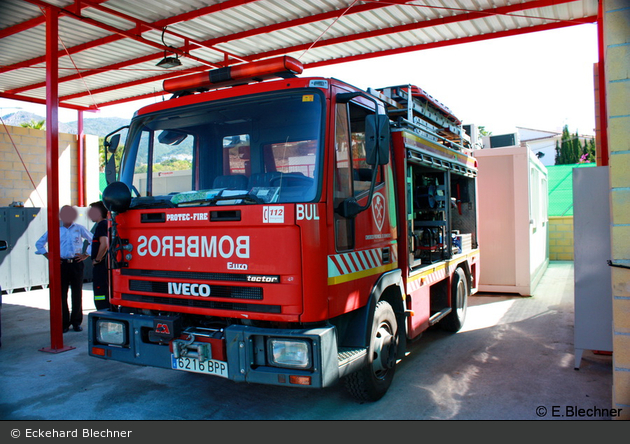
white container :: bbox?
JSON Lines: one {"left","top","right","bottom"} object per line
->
{"left": 474, "top": 146, "right": 549, "bottom": 296}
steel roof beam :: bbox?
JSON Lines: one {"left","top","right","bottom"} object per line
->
{"left": 0, "top": 0, "right": 261, "bottom": 75}
{"left": 0, "top": 0, "right": 109, "bottom": 39}
{"left": 237, "top": 0, "right": 591, "bottom": 62}
{"left": 55, "top": 0, "right": 587, "bottom": 102}
{"left": 82, "top": 15, "right": 596, "bottom": 111}
{"left": 90, "top": 90, "right": 167, "bottom": 108}
{"left": 60, "top": 71, "right": 186, "bottom": 102}
{"left": 304, "top": 16, "right": 598, "bottom": 68}
{"left": 76, "top": 0, "right": 249, "bottom": 62}
{"left": 22, "top": 0, "right": 221, "bottom": 69}
{"left": 0, "top": 91, "right": 97, "bottom": 111}
{"left": 201, "top": 0, "right": 419, "bottom": 48}
{"left": 4, "top": 0, "right": 415, "bottom": 90}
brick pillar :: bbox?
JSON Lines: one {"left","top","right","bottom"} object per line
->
{"left": 604, "top": 0, "right": 630, "bottom": 419}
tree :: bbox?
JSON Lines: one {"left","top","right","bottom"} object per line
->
{"left": 555, "top": 125, "right": 583, "bottom": 165}
{"left": 579, "top": 137, "right": 596, "bottom": 163}
{"left": 135, "top": 158, "right": 192, "bottom": 174}
{"left": 20, "top": 119, "right": 45, "bottom": 130}
{"left": 571, "top": 129, "right": 581, "bottom": 164}
{"left": 478, "top": 126, "right": 492, "bottom": 137}
{"left": 554, "top": 140, "right": 561, "bottom": 164}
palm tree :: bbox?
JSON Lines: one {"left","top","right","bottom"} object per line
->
{"left": 20, "top": 119, "right": 45, "bottom": 130}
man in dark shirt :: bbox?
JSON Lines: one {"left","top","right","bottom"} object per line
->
{"left": 88, "top": 201, "right": 110, "bottom": 311}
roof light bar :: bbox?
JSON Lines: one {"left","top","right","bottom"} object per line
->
{"left": 163, "top": 56, "right": 303, "bottom": 94}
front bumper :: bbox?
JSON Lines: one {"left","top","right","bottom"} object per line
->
{"left": 88, "top": 311, "right": 339, "bottom": 388}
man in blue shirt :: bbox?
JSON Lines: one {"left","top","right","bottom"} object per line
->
{"left": 36, "top": 206, "right": 92, "bottom": 333}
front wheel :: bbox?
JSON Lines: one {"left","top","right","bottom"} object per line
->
{"left": 441, "top": 267, "right": 469, "bottom": 332}
{"left": 344, "top": 300, "right": 398, "bottom": 402}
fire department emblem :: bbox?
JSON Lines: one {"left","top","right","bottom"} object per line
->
{"left": 371, "top": 192, "right": 386, "bottom": 232}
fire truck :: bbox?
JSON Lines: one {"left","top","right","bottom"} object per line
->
{"left": 91, "top": 56, "right": 480, "bottom": 401}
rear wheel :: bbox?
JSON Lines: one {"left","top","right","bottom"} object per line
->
{"left": 441, "top": 267, "right": 469, "bottom": 332}
{"left": 344, "top": 300, "right": 398, "bottom": 402}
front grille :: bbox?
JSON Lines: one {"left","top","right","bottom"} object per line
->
{"left": 121, "top": 293, "right": 281, "bottom": 313}
{"left": 128, "top": 279, "right": 263, "bottom": 300}
{"left": 122, "top": 269, "right": 250, "bottom": 283}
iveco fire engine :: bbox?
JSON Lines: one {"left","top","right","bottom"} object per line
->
{"left": 90, "top": 56, "right": 480, "bottom": 401}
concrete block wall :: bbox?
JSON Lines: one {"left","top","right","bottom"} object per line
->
{"left": 0, "top": 125, "right": 100, "bottom": 208}
{"left": 604, "top": 0, "right": 630, "bottom": 420}
{"left": 548, "top": 216, "right": 574, "bottom": 261}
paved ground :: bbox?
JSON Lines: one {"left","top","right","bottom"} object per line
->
{"left": 0, "top": 262, "right": 613, "bottom": 420}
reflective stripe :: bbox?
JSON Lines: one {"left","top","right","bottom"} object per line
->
{"left": 94, "top": 295, "right": 107, "bottom": 300}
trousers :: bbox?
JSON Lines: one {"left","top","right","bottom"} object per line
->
{"left": 92, "top": 260, "right": 110, "bottom": 311}
{"left": 61, "top": 261, "right": 84, "bottom": 328}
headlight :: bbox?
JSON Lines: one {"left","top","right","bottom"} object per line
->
{"left": 96, "top": 320, "right": 127, "bottom": 346}
{"left": 267, "top": 339, "right": 311, "bottom": 369}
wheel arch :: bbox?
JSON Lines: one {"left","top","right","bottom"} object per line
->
{"left": 334, "top": 269, "right": 406, "bottom": 356}
{"left": 455, "top": 260, "right": 472, "bottom": 292}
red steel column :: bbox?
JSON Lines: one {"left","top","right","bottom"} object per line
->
{"left": 41, "top": 5, "right": 73, "bottom": 353}
{"left": 597, "top": 0, "right": 609, "bottom": 166}
{"left": 77, "top": 110, "right": 85, "bottom": 206}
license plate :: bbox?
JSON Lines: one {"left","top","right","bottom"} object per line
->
{"left": 171, "top": 355, "right": 229, "bottom": 378}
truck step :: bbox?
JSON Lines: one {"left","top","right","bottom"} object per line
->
{"left": 338, "top": 347, "right": 367, "bottom": 365}
{"left": 429, "top": 308, "right": 452, "bottom": 326}
{"left": 338, "top": 347, "right": 368, "bottom": 378}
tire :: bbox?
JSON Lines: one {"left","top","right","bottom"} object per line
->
{"left": 441, "top": 267, "right": 469, "bottom": 332}
{"left": 344, "top": 300, "right": 398, "bottom": 402}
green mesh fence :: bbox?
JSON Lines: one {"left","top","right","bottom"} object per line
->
{"left": 99, "top": 172, "right": 106, "bottom": 199}
{"left": 547, "top": 163, "right": 596, "bottom": 216}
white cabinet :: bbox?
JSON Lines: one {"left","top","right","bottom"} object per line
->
{"left": 474, "top": 146, "right": 549, "bottom": 296}
{"left": 573, "top": 166, "right": 612, "bottom": 368}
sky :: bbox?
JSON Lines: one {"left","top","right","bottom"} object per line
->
{"left": 0, "top": 23, "right": 598, "bottom": 136}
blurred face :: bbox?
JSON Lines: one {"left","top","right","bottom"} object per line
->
{"left": 60, "top": 206, "right": 78, "bottom": 225}
{"left": 88, "top": 206, "right": 102, "bottom": 222}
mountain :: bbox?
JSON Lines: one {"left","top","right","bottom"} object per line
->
{"left": 0, "top": 112, "right": 129, "bottom": 137}
{"left": 1, "top": 111, "right": 75, "bottom": 133}
{"left": 67, "top": 117, "right": 130, "bottom": 137}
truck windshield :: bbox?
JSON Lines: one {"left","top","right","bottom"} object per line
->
{"left": 119, "top": 91, "right": 323, "bottom": 207}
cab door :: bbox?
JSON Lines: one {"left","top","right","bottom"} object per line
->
{"left": 328, "top": 90, "right": 397, "bottom": 316}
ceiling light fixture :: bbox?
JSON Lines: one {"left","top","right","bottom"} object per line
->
{"left": 156, "top": 55, "right": 182, "bottom": 69}
{"left": 156, "top": 27, "right": 182, "bottom": 69}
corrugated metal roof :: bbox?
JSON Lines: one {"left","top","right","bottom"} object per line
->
{"left": 0, "top": 0, "right": 598, "bottom": 110}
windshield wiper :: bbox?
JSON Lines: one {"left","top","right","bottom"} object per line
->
{"left": 210, "top": 193, "right": 264, "bottom": 205}
{"left": 130, "top": 196, "right": 176, "bottom": 209}
{"left": 176, "top": 192, "right": 263, "bottom": 206}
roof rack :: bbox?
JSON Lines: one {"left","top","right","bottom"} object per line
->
{"left": 369, "top": 85, "right": 471, "bottom": 151}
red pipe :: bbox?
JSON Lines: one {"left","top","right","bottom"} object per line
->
{"left": 41, "top": 6, "right": 73, "bottom": 354}
{"left": 77, "top": 110, "right": 85, "bottom": 207}
{"left": 0, "top": 92, "right": 95, "bottom": 111}
{"left": 597, "top": 0, "right": 609, "bottom": 167}
{"left": 12, "top": 0, "right": 581, "bottom": 97}
{"left": 305, "top": 17, "right": 597, "bottom": 68}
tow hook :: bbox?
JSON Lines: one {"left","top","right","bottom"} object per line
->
{"left": 172, "top": 334, "right": 212, "bottom": 362}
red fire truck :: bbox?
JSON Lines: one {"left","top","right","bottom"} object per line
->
{"left": 91, "top": 56, "right": 479, "bottom": 401}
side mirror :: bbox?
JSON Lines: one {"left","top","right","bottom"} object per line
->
{"left": 103, "top": 126, "right": 128, "bottom": 185}
{"left": 365, "top": 114, "right": 390, "bottom": 166}
{"left": 0, "top": 240, "right": 7, "bottom": 251}
{"left": 104, "top": 133, "right": 121, "bottom": 154}
{"left": 103, "top": 181, "right": 132, "bottom": 214}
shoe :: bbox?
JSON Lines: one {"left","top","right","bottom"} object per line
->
{"left": 63, "top": 327, "right": 70, "bottom": 333}
{"left": 73, "top": 325, "right": 83, "bottom": 332}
